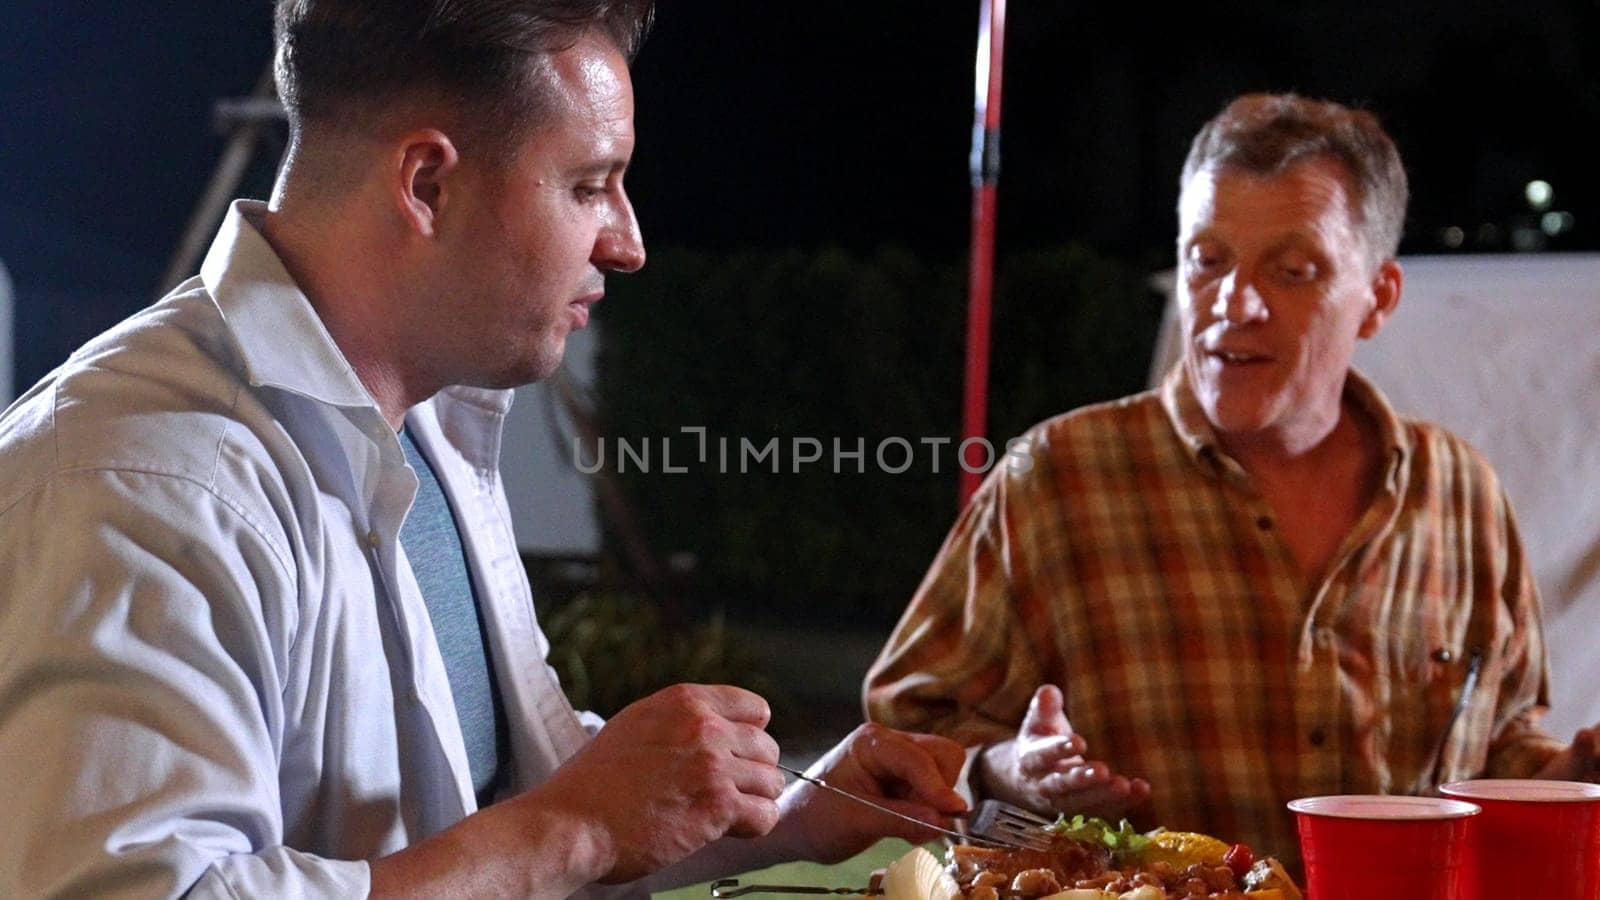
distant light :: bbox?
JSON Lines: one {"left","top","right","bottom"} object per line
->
{"left": 1512, "top": 227, "right": 1544, "bottom": 252}
{"left": 1442, "top": 226, "right": 1465, "bottom": 249}
{"left": 1476, "top": 223, "right": 1501, "bottom": 246}
{"left": 1525, "top": 180, "right": 1554, "bottom": 210}
{"left": 1541, "top": 211, "right": 1576, "bottom": 236}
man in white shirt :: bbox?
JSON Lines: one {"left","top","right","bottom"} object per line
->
{"left": 0, "top": 2, "right": 967, "bottom": 897}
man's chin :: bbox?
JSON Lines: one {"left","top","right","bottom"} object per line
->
{"left": 470, "top": 351, "right": 566, "bottom": 391}
{"left": 1202, "top": 399, "right": 1279, "bottom": 439}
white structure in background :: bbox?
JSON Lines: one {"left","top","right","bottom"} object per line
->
{"left": 500, "top": 324, "right": 602, "bottom": 559}
{"left": 0, "top": 259, "right": 14, "bottom": 407}
{"left": 1151, "top": 254, "right": 1600, "bottom": 739}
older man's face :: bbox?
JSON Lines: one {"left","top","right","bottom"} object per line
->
{"left": 1176, "top": 157, "right": 1397, "bottom": 450}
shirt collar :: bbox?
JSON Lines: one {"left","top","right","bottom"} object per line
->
{"left": 199, "top": 199, "right": 378, "bottom": 409}
{"left": 199, "top": 200, "right": 517, "bottom": 470}
{"left": 1159, "top": 363, "right": 1411, "bottom": 490}
{"left": 427, "top": 385, "right": 515, "bottom": 474}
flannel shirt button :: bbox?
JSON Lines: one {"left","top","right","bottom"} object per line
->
{"left": 366, "top": 530, "right": 381, "bottom": 549}
{"left": 1432, "top": 648, "right": 1454, "bottom": 663}
{"left": 1308, "top": 726, "right": 1328, "bottom": 747}
{"left": 1256, "top": 515, "right": 1273, "bottom": 531}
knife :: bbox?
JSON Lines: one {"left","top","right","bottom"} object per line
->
{"left": 775, "top": 763, "right": 1027, "bottom": 850}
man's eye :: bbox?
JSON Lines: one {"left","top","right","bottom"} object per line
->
{"left": 1187, "top": 247, "right": 1224, "bottom": 272}
{"left": 1278, "top": 262, "right": 1317, "bottom": 282}
{"left": 575, "top": 184, "right": 606, "bottom": 202}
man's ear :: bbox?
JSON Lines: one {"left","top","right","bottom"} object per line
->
{"left": 394, "top": 129, "right": 460, "bottom": 238}
{"left": 1358, "top": 258, "right": 1403, "bottom": 340}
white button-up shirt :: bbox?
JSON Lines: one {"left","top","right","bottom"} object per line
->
{"left": 0, "top": 202, "right": 621, "bottom": 898}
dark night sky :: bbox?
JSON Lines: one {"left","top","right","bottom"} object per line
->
{"left": 2, "top": 1, "right": 1597, "bottom": 382}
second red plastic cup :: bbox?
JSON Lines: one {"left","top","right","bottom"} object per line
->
{"left": 1440, "top": 778, "right": 1600, "bottom": 900}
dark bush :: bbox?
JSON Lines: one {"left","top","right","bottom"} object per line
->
{"left": 592, "top": 244, "right": 1163, "bottom": 627}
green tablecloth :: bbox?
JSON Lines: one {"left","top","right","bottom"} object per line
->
{"left": 653, "top": 839, "right": 925, "bottom": 899}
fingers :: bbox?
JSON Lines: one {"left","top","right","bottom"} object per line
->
{"left": 724, "top": 720, "right": 780, "bottom": 766}
{"left": 771, "top": 724, "right": 971, "bottom": 865}
{"left": 847, "top": 794, "right": 961, "bottom": 844}
{"left": 626, "top": 684, "right": 779, "bottom": 763}
{"left": 903, "top": 731, "right": 969, "bottom": 786}
{"left": 1537, "top": 726, "right": 1600, "bottom": 781}
{"left": 1018, "top": 685, "right": 1085, "bottom": 768}
{"left": 1034, "top": 762, "right": 1151, "bottom": 819}
{"left": 729, "top": 754, "right": 788, "bottom": 801}
{"left": 720, "top": 790, "right": 783, "bottom": 838}
{"left": 1021, "top": 684, "right": 1069, "bottom": 738}
{"left": 846, "top": 724, "right": 967, "bottom": 814}
{"left": 1572, "top": 726, "right": 1600, "bottom": 779}
{"left": 1573, "top": 726, "right": 1598, "bottom": 756}
{"left": 1016, "top": 734, "right": 1088, "bottom": 777}
{"left": 673, "top": 682, "right": 773, "bottom": 728}
{"left": 666, "top": 715, "right": 782, "bottom": 831}
{"left": 1057, "top": 781, "right": 1147, "bottom": 819}
{"left": 552, "top": 683, "right": 788, "bottom": 880}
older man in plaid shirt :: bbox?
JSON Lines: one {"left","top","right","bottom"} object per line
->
{"left": 865, "top": 93, "right": 1600, "bottom": 868}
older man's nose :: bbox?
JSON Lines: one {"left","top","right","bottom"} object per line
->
{"left": 1212, "top": 270, "right": 1267, "bottom": 324}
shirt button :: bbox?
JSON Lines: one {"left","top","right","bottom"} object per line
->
{"left": 1308, "top": 727, "right": 1327, "bottom": 747}
{"left": 1256, "top": 515, "right": 1273, "bottom": 531}
{"left": 366, "top": 530, "right": 381, "bottom": 548}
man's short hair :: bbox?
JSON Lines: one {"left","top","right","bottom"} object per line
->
{"left": 1180, "top": 93, "right": 1409, "bottom": 263}
{"left": 274, "top": 0, "right": 654, "bottom": 140}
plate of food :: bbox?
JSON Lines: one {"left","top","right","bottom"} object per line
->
{"left": 713, "top": 813, "right": 1301, "bottom": 900}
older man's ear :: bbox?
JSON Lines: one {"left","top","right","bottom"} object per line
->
{"left": 1357, "top": 259, "right": 1403, "bottom": 340}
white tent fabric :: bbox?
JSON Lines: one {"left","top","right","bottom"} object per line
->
{"left": 502, "top": 326, "right": 601, "bottom": 559}
{"left": 1150, "top": 254, "right": 1600, "bottom": 738}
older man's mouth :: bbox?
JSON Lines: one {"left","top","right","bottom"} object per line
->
{"left": 1207, "top": 347, "right": 1271, "bottom": 365}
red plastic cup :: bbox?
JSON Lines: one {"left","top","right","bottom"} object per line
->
{"left": 1440, "top": 779, "right": 1600, "bottom": 900}
{"left": 1288, "top": 795, "right": 1480, "bottom": 899}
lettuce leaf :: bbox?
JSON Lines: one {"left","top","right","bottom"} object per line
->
{"left": 1043, "top": 813, "right": 1151, "bottom": 860}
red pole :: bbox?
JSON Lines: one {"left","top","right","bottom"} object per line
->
{"left": 960, "top": 0, "right": 1007, "bottom": 506}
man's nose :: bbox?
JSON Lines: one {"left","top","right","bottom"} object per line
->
{"left": 596, "top": 192, "right": 646, "bottom": 274}
{"left": 1211, "top": 268, "right": 1267, "bottom": 324}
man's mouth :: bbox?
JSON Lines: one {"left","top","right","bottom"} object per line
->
{"left": 568, "top": 293, "right": 601, "bottom": 328}
{"left": 569, "top": 291, "right": 603, "bottom": 320}
{"left": 1210, "top": 349, "right": 1269, "bottom": 364}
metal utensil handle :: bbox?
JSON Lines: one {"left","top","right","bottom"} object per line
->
{"left": 710, "top": 879, "right": 881, "bottom": 898}
{"left": 1426, "top": 646, "right": 1484, "bottom": 780}
{"left": 774, "top": 763, "right": 1025, "bottom": 851}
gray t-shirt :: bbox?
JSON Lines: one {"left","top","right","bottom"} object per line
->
{"left": 399, "top": 427, "right": 506, "bottom": 803}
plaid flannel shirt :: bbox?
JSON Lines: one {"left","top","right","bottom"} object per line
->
{"left": 865, "top": 366, "right": 1564, "bottom": 868}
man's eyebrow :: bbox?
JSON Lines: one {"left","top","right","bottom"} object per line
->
{"left": 1263, "top": 232, "right": 1321, "bottom": 257}
{"left": 567, "top": 157, "right": 630, "bottom": 178}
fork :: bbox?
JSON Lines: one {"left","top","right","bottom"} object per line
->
{"left": 963, "top": 799, "right": 1056, "bottom": 851}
